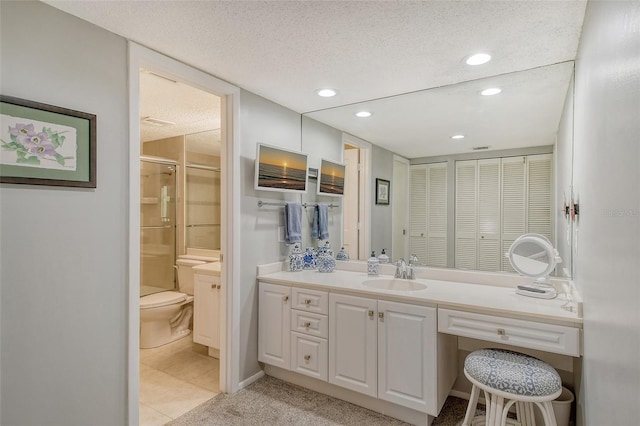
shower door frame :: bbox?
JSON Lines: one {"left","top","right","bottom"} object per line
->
{"left": 140, "top": 156, "right": 179, "bottom": 295}
{"left": 128, "top": 43, "right": 241, "bottom": 425}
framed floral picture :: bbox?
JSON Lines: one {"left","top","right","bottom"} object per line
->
{"left": 376, "top": 178, "right": 390, "bottom": 205}
{"left": 0, "top": 95, "right": 96, "bottom": 188}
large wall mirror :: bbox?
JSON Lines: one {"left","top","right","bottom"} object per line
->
{"left": 301, "top": 62, "right": 575, "bottom": 278}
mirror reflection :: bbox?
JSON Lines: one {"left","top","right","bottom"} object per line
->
{"left": 301, "top": 63, "right": 575, "bottom": 278}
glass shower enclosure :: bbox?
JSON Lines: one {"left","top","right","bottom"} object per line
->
{"left": 140, "top": 157, "right": 177, "bottom": 297}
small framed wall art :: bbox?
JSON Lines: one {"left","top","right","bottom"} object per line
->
{"left": 254, "top": 143, "right": 309, "bottom": 193}
{"left": 317, "top": 159, "right": 345, "bottom": 196}
{"left": 0, "top": 95, "right": 97, "bottom": 188}
{"left": 376, "top": 178, "right": 390, "bottom": 205}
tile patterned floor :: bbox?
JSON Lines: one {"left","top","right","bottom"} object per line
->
{"left": 139, "top": 336, "right": 219, "bottom": 425}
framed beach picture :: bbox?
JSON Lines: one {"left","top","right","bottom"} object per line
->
{"left": 317, "top": 159, "right": 345, "bottom": 197}
{"left": 376, "top": 178, "right": 390, "bottom": 205}
{"left": 255, "top": 143, "right": 308, "bottom": 193}
{"left": 0, "top": 95, "right": 96, "bottom": 188}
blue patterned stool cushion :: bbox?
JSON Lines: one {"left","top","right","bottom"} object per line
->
{"left": 465, "top": 349, "right": 561, "bottom": 397}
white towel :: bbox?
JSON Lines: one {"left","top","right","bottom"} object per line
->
{"left": 284, "top": 202, "right": 303, "bottom": 244}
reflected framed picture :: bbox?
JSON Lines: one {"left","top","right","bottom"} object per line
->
{"left": 255, "top": 143, "right": 308, "bottom": 193}
{"left": 376, "top": 178, "right": 390, "bottom": 205}
{"left": 0, "top": 95, "right": 96, "bottom": 188}
{"left": 317, "top": 159, "right": 345, "bottom": 197}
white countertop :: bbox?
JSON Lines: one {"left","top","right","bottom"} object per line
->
{"left": 193, "top": 261, "right": 221, "bottom": 276}
{"left": 257, "top": 266, "right": 582, "bottom": 327}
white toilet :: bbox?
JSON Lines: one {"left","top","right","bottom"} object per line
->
{"left": 139, "top": 257, "right": 205, "bottom": 349}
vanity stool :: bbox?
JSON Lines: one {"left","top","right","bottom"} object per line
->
{"left": 462, "top": 348, "right": 561, "bottom": 426}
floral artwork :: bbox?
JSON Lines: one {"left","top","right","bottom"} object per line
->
{"left": 1, "top": 114, "right": 77, "bottom": 171}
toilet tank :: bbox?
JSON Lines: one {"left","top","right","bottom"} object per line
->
{"left": 175, "top": 257, "right": 207, "bottom": 295}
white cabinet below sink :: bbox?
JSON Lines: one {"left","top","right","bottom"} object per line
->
{"left": 193, "top": 273, "right": 220, "bottom": 351}
{"left": 258, "top": 282, "right": 457, "bottom": 416}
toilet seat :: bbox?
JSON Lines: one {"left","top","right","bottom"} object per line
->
{"left": 140, "top": 291, "right": 187, "bottom": 309}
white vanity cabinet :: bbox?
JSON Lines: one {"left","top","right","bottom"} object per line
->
{"left": 258, "top": 282, "right": 455, "bottom": 416}
{"left": 193, "top": 273, "right": 220, "bottom": 350}
{"left": 290, "top": 288, "right": 329, "bottom": 381}
{"left": 377, "top": 300, "right": 439, "bottom": 414}
{"left": 328, "top": 293, "right": 378, "bottom": 397}
{"left": 328, "top": 294, "right": 443, "bottom": 413}
{"left": 258, "top": 282, "right": 291, "bottom": 369}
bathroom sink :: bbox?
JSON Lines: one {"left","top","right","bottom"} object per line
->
{"left": 362, "top": 278, "right": 427, "bottom": 292}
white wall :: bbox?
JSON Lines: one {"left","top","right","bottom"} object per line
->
{"left": 0, "top": 2, "right": 128, "bottom": 425}
{"left": 370, "top": 144, "right": 395, "bottom": 258}
{"left": 300, "top": 116, "right": 344, "bottom": 251}
{"left": 555, "top": 73, "right": 574, "bottom": 278}
{"left": 238, "top": 89, "right": 303, "bottom": 380}
{"left": 572, "top": 2, "right": 640, "bottom": 425}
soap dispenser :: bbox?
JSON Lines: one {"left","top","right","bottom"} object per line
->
{"left": 378, "top": 248, "right": 390, "bottom": 264}
{"left": 367, "top": 251, "right": 380, "bottom": 276}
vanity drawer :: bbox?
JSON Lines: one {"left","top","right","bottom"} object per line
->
{"left": 291, "top": 310, "right": 328, "bottom": 338}
{"left": 290, "top": 331, "right": 328, "bottom": 381}
{"left": 291, "top": 288, "right": 328, "bottom": 314}
{"left": 438, "top": 308, "right": 580, "bottom": 357}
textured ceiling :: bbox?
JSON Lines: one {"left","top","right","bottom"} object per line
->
{"left": 45, "top": 0, "right": 587, "bottom": 158}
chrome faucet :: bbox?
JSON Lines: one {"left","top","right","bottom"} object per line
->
{"left": 395, "top": 258, "right": 414, "bottom": 279}
{"left": 395, "top": 259, "right": 406, "bottom": 279}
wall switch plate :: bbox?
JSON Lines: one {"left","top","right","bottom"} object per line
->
{"left": 278, "top": 226, "right": 285, "bottom": 243}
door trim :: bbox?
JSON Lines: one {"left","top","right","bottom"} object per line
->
{"left": 128, "top": 42, "right": 241, "bottom": 424}
{"left": 342, "top": 133, "right": 372, "bottom": 259}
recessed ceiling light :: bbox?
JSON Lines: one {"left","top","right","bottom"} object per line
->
{"left": 465, "top": 53, "right": 492, "bottom": 65}
{"left": 316, "top": 89, "right": 337, "bottom": 97}
{"left": 481, "top": 88, "right": 502, "bottom": 96}
{"left": 451, "top": 134, "right": 465, "bottom": 140}
{"left": 356, "top": 111, "right": 372, "bottom": 118}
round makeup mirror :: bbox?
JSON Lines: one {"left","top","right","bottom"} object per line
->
{"left": 507, "top": 233, "right": 562, "bottom": 298}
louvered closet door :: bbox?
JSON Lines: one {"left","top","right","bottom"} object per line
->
{"left": 477, "top": 159, "right": 501, "bottom": 271}
{"left": 409, "top": 166, "right": 427, "bottom": 262}
{"left": 455, "top": 160, "right": 477, "bottom": 269}
{"left": 501, "top": 156, "right": 526, "bottom": 272}
{"left": 527, "top": 154, "right": 553, "bottom": 241}
{"left": 426, "top": 164, "right": 447, "bottom": 267}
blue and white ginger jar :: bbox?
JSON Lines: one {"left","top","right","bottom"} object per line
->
{"left": 303, "top": 247, "right": 317, "bottom": 270}
{"left": 288, "top": 244, "right": 304, "bottom": 272}
{"left": 336, "top": 247, "right": 349, "bottom": 261}
{"left": 317, "top": 251, "right": 336, "bottom": 273}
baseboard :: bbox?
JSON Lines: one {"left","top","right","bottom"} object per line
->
{"left": 449, "top": 389, "right": 469, "bottom": 400}
{"left": 238, "top": 369, "right": 265, "bottom": 390}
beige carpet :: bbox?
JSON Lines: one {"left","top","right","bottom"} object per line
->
{"left": 169, "top": 375, "right": 470, "bottom": 425}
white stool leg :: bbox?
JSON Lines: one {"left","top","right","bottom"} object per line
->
{"left": 462, "top": 384, "right": 481, "bottom": 426}
{"left": 500, "top": 399, "right": 517, "bottom": 426}
{"left": 535, "top": 401, "right": 557, "bottom": 426}
{"left": 486, "top": 392, "right": 502, "bottom": 426}
{"left": 517, "top": 400, "right": 536, "bottom": 426}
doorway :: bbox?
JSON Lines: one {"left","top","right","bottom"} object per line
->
{"left": 129, "top": 43, "right": 240, "bottom": 425}
{"left": 342, "top": 134, "right": 372, "bottom": 260}
{"left": 138, "top": 71, "right": 222, "bottom": 423}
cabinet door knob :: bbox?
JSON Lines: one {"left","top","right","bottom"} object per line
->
{"left": 304, "top": 299, "right": 311, "bottom": 305}
{"left": 283, "top": 296, "right": 289, "bottom": 302}
{"left": 378, "top": 312, "right": 384, "bottom": 320}
{"left": 304, "top": 355, "right": 311, "bottom": 361}
{"left": 497, "top": 328, "right": 506, "bottom": 336}
{"left": 211, "top": 284, "right": 216, "bottom": 289}
{"left": 303, "top": 321, "right": 311, "bottom": 328}
{"left": 368, "top": 310, "right": 374, "bottom": 319}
